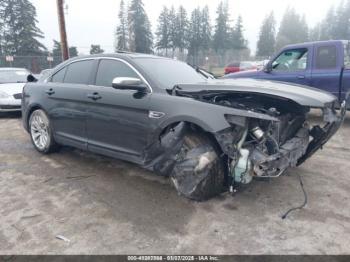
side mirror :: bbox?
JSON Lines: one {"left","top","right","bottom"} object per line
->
{"left": 264, "top": 62, "right": 273, "bottom": 73}
{"left": 112, "top": 77, "right": 147, "bottom": 92}
{"left": 27, "top": 74, "right": 38, "bottom": 82}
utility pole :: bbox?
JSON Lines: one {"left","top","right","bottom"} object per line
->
{"left": 56, "top": 0, "right": 69, "bottom": 61}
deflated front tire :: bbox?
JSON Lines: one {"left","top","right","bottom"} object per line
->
{"left": 171, "top": 133, "right": 225, "bottom": 201}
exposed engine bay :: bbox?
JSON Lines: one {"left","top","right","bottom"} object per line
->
{"left": 142, "top": 85, "right": 346, "bottom": 200}
{"left": 175, "top": 90, "right": 346, "bottom": 189}
{"left": 205, "top": 93, "right": 310, "bottom": 185}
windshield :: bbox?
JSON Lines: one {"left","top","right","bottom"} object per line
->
{"left": 135, "top": 58, "right": 206, "bottom": 89}
{"left": 0, "top": 69, "right": 29, "bottom": 83}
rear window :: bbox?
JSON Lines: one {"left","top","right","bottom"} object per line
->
{"left": 64, "top": 60, "right": 94, "bottom": 85}
{"left": 315, "top": 45, "right": 337, "bottom": 69}
{"left": 345, "top": 42, "right": 350, "bottom": 69}
{"left": 227, "top": 62, "right": 239, "bottom": 67}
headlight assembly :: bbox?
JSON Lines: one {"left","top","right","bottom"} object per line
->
{"left": 0, "top": 91, "right": 10, "bottom": 99}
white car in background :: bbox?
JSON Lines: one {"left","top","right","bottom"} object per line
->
{"left": 0, "top": 67, "right": 30, "bottom": 113}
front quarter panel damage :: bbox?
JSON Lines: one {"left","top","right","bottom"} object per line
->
{"left": 142, "top": 90, "right": 346, "bottom": 197}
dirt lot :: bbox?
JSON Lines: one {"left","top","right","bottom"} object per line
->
{"left": 0, "top": 111, "right": 350, "bottom": 255}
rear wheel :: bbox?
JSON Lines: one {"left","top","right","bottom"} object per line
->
{"left": 29, "top": 109, "right": 59, "bottom": 153}
{"left": 170, "top": 132, "right": 225, "bottom": 201}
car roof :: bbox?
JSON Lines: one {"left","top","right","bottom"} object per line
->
{"left": 68, "top": 52, "right": 172, "bottom": 62}
{"left": 284, "top": 40, "right": 348, "bottom": 49}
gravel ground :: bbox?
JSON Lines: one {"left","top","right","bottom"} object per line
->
{"left": 0, "top": 111, "right": 350, "bottom": 255}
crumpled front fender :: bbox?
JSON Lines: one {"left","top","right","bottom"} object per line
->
{"left": 297, "top": 100, "right": 347, "bottom": 165}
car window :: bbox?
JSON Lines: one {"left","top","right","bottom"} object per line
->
{"left": 240, "top": 62, "right": 253, "bottom": 69}
{"left": 95, "top": 59, "right": 139, "bottom": 87}
{"left": 344, "top": 42, "right": 350, "bottom": 69}
{"left": 316, "top": 45, "right": 337, "bottom": 69}
{"left": 64, "top": 60, "right": 94, "bottom": 84}
{"left": 272, "top": 48, "right": 308, "bottom": 71}
{"left": 51, "top": 67, "right": 67, "bottom": 83}
{"left": 228, "top": 62, "right": 239, "bottom": 67}
{"left": 135, "top": 58, "right": 205, "bottom": 89}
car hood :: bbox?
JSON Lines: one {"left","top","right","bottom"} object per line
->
{"left": 0, "top": 83, "right": 25, "bottom": 95}
{"left": 172, "top": 78, "right": 337, "bottom": 108}
{"left": 222, "top": 70, "right": 261, "bottom": 79}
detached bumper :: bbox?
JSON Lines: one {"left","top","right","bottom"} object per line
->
{"left": 297, "top": 101, "right": 347, "bottom": 165}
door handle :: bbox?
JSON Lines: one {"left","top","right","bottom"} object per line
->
{"left": 87, "top": 92, "right": 102, "bottom": 100}
{"left": 297, "top": 75, "right": 305, "bottom": 79}
{"left": 45, "top": 88, "right": 55, "bottom": 95}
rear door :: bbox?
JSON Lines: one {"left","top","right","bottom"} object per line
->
{"left": 311, "top": 43, "right": 342, "bottom": 97}
{"left": 46, "top": 59, "right": 95, "bottom": 149}
{"left": 86, "top": 58, "right": 151, "bottom": 162}
{"left": 261, "top": 48, "right": 312, "bottom": 85}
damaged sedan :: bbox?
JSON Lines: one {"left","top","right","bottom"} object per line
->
{"left": 22, "top": 53, "right": 347, "bottom": 200}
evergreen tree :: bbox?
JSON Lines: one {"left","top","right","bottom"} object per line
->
{"left": 155, "top": 6, "right": 170, "bottom": 55}
{"left": 174, "top": 5, "right": 189, "bottom": 56}
{"left": 213, "top": 1, "right": 231, "bottom": 55}
{"left": 319, "top": 6, "right": 336, "bottom": 40}
{"left": 275, "top": 7, "right": 309, "bottom": 50}
{"left": 200, "top": 6, "right": 212, "bottom": 52}
{"left": 231, "top": 15, "right": 247, "bottom": 50}
{"left": 256, "top": 12, "right": 276, "bottom": 58}
{"left": 188, "top": 7, "right": 201, "bottom": 64}
{"left": 52, "top": 40, "right": 78, "bottom": 59}
{"left": 128, "top": 0, "right": 153, "bottom": 53}
{"left": 0, "top": 0, "right": 46, "bottom": 56}
{"left": 115, "top": 0, "right": 128, "bottom": 51}
{"left": 309, "top": 22, "right": 322, "bottom": 41}
{"left": 0, "top": 3, "right": 4, "bottom": 56}
{"left": 333, "top": 0, "right": 350, "bottom": 39}
{"left": 90, "top": 45, "right": 104, "bottom": 54}
{"left": 168, "top": 6, "right": 177, "bottom": 55}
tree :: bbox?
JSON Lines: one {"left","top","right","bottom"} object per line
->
{"left": 231, "top": 15, "right": 247, "bottom": 50}
{"left": 90, "top": 44, "right": 104, "bottom": 54}
{"left": 213, "top": 1, "right": 231, "bottom": 58}
{"left": 187, "top": 7, "right": 202, "bottom": 64}
{"left": 309, "top": 22, "right": 322, "bottom": 41}
{"left": 319, "top": 6, "right": 336, "bottom": 40}
{"left": 128, "top": 0, "right": 153, "bottom": 53}
{"left": 275, "top": 7, "right": 309, "bottom": 50}
{"left": 174, "top": 5, "right": 189, "bottom": 56}
{"left": 256, "top": 12, "right": 276, "bottom": 58}
{"left": 0, "top": 0, "right": 46, "bottom": 56}
{"left": 333, "top": 0, "right": 350, "bottom": 39}
{"left": 155, "top": 6, "right": 170, "bottom": 55}
{"left": 52, "top": 40, "right": 78, "bottom": 60}
{"left": 115, "top": 0, "right": 128, "bottom": 51}
{"left": 0, "top": 3, "right": 4, "bottom": 56}
{"left": 168, "top": 6, "right": 177, "bottom": 55}
{"left": 200, "top": 6, "right": 212, "bottom": 52}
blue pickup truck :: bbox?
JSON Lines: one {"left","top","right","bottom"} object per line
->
{"left": 223, "top": 40, "right": 350, "bottom": 105}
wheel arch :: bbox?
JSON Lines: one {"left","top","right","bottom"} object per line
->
{"left": 157, "top": 119, "right": 224, "bottom": 156}
{"left": 25, "top": 104, "right": 45, "bottom": 131}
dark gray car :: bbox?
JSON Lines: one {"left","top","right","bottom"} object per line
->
{"left": 22, "top": 53, "right": 346, "bottom": 200}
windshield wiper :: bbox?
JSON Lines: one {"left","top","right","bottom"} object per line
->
{"left": 187, "top": 63, "right": 216, "bottom": 79}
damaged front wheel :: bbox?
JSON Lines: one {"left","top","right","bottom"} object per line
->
{"left": 171, "top": 133, "right": 225, "bottom": 201}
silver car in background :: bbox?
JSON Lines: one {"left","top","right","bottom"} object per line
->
{"left": 0, "top": 68, "right": 30, "bottom": 112}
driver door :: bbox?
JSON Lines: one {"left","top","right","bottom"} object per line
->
{"left": 86, "top": 58, "right": 151, "bottom": 163}
{"left": 262, "top": 48, "right": 312, "bottom": 86}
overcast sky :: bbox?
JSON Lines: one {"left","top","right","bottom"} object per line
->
{"left": 32, "top": 0, "right": 341, "bottom": 55}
